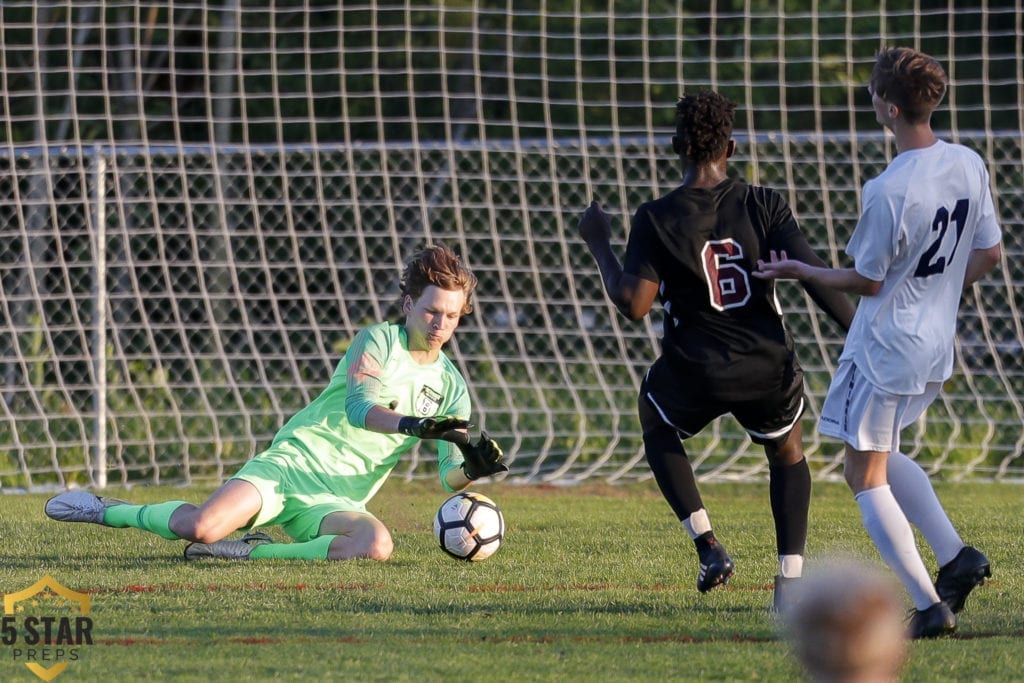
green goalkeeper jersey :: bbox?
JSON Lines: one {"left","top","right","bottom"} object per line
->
{"left": 269, "top": 321, "right": 471, "bottom": 505}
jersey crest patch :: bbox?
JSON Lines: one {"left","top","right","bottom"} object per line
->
{"left": 414, "top": 386, "right": 443, "bottom": 416}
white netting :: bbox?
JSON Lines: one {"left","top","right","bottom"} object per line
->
{"left": 1, "top": 2, "right": 1022, "bottom": 490}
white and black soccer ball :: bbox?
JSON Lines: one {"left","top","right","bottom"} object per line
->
{"left": 433, "top": 491, "right": 505, "bottom": 561}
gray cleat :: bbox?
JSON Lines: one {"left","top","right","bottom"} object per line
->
{"left": 184, "top": 531, "right": 272, "bottom": 561}
{"left": 45, "top": 490, "right": 127, "bottom": 525}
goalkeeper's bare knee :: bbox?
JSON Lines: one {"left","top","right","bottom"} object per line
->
{"left": 326, "top": 531, "right": 393, "bottom": 561}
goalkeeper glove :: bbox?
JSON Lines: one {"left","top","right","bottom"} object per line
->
{"left": 397, "top": 415, "right": 470, "bottom": 442}
{"left": 458, "top": 431, "right": 509, "bottom": 480}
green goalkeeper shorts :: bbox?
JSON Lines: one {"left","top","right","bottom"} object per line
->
{"left": 232, "top": 443, "right": 374, "bottom": 542}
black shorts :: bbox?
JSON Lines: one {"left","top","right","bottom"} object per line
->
{"left": 639, "top": 354, "right": 805, "bottom": 447}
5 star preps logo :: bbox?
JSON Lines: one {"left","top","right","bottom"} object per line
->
{"left": 3, "top": 576, "right": 94, "bottom": 681}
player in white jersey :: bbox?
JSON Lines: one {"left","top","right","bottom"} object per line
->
{"left": 753, "top": 47, "right": 1002, "bottom": 639}
{"left": 838, "top": 138, "right": 1001, "bottom": 396}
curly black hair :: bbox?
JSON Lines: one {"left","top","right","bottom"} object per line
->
{"left": 674, "top": 91, "right": 736, "bottom": 165}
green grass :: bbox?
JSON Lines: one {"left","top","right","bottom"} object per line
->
{"left": 1, "top": 481, "right": 1022, "bottom": 681}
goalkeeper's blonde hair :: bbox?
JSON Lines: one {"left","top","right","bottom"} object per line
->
{"left": 400, "top": 244, "right": 477, "bottom": 315}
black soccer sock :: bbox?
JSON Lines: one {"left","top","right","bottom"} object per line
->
{"left": 769, "top": 458, "right": 811, "bottom": 557}
{"left": 642, "top": 421, "right": 704, "bottom": 522}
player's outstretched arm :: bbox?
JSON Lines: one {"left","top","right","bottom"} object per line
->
{"left": 397, "top": 415, "right": 471, "bottom": 441}
{"left": 768, "top": 231, "right": 857, "bottom": 331}
{"left": 577, "top": 200, "right": 659, "bottom": 320}
{"left": 753, "top": 250, "right": 881, "bottom": 297}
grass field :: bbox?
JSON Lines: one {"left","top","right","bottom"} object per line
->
{"left": 1, "top": 480, "right": 1022, "bottom": 681}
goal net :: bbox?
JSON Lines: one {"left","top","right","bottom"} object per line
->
{"left": 2, "top": 2, "right": 1021, "bottom": 490}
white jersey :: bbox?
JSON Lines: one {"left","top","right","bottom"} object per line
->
{"left": 839, "top": 140, "right": 1002, "bottom": 394}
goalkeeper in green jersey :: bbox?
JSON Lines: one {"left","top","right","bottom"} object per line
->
{"left": 45, "top": 245, "right": 508, "bottom": 561}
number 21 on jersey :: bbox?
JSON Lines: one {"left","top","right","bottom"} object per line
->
{"left": 915, "top": 198, "right": 970, "bottom": 278}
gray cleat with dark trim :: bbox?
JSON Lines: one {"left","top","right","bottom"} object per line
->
{"left": 45, "top": 490, "right": 127, "bottom": 525}
{"left": 184, "top": 531, "right": 272, "bottom": 561}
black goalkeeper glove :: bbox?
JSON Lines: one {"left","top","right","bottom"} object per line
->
{"left": 457, "top": 431, "right": 509, "bottom": 480}
{"left": 397, "top": 415, "right": 470, "bottom": 442}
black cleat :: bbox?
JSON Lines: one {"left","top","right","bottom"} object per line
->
{"left": 908, "top": 601, "right": 956, "bottom": 639}
{"left": 935, "top": 545, "right": 990, "bottom": 613}
{"left": 771, "top": 575, "right": 799, "bottom": 614}
{"left": 696, "top": 538, "right": 735, "bottom": 593}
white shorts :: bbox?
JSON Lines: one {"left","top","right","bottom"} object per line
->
{"left": 818, "top": 361, "right": 941, "bottom": 453}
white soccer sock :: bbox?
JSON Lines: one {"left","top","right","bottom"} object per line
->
{"left": 683, "top": 508, "right": 712, "bottom": 539}
{"left": 856, "top": 485, "right": 940, "bottom": 611}
{"left": 887, "top": 451, "right": 964, "bottom": 566}
{"left": 778, "top": 554, "right": 803, "bottom": 578}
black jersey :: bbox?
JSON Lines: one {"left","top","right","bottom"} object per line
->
{"left": 623, "top": 177, "right": 805, "bottom": 401}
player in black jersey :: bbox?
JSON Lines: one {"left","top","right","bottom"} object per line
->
{"left": 578, "top": 91, "right": 854, "bottom": 608}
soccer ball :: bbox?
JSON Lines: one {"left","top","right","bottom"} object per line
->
{"left": 433, "top": 491, "right": 505, "bottom": 561}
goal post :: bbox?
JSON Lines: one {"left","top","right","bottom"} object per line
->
{"left": 1, "top": 2, "right": 1022, "bottom": 491}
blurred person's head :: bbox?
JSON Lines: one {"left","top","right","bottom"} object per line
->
{"left": 782, "top": 558, "right": 908, "bottom": 682}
